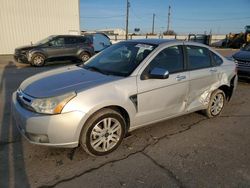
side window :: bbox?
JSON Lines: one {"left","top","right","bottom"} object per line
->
{"left": 78, "top": 37, "right": 90, "bottom": 44}
{"left": 50, "top": 37, "right": 64, "bottom": 47}
{"left": 211, "top": 51, "right": 223, "bottom": 66}
{"left": 65, "top": 37, "right": 78, "bottom": 45}
{"left": 95, "top": 34, "right": 110, "bottom": 46}
{"left": 186, "top": 45, "right": 211, "bottom": 70}
{"left": 148, "top": 45, "right": 184, "bottom": 74}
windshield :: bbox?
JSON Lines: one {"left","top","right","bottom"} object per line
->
{"left": 35, "top": 36, "right": 55, "bottom": 45}
{"left": 81, "top": 42, "right": 157, "bottom": 76}
{"left": 242, "top": 44, "right": 250, "bottom": 51}
{"left": 245, "top": 26, "right": 250, "bottom": 33}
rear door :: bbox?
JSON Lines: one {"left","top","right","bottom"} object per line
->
{"left": 135, "top": 45, "right": 189, "bottom": 126}
{"left": 185, "top": 44, "right": 217, "bottom": 111}
{"left": 210, "top": 50, "right": 224, "bottom": 78}
{"left": 64, "top": 36, "right": 79, "bottom": 57}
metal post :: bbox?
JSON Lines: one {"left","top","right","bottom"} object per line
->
{"left": 167, "top": 6, "right": 171, "bottom": 32}
{"left": 152, "top": 13, "right": 155, "bottom": 34}
{"left": 125, "top": 0, "right": 130, "bottom": 40}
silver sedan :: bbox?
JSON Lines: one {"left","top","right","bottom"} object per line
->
{"left": 12, "top": 39, "right": 237, "bottom": 156}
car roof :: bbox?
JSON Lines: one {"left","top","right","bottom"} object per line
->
{"left": 121, "top": 39, "right": 177, "bottom": 45}
{"left": 53, "top": 35, "right": 84, "bottom": 38}
{"left": 184, "top": 41, "right": 211, "bottom": 48}
{"left": 119, "top": 39, "right": 212, "bottom": 50}
{"left": 83, "top": 32, "right": 111, "bottom": 39}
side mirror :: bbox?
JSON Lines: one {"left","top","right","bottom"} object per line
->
{"left": 148, "top": 67, "right": 169, "bottom": 79}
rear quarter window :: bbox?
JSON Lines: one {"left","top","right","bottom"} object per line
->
{"left": 78, "top": 37, "right": 91, "bottom": 44}
{"left": 211, "top": 51, "right": 223, "bottom": 66}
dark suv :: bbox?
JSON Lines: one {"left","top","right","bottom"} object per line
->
{"left": 14, "top": 35, "right": 95, "bottom": 67}
{"left": 233, "top": 44, "right": 250, "bottom": 79}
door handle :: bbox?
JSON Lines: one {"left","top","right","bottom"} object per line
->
{"left": 210, "top": 68, "right": 217, "bottom": 72}
{"left": 176, "top": 75, "right": 186, "bottom": 81}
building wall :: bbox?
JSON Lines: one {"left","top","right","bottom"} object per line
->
{"left": 96, "top": 28, "right": 126, "bottom": 36}
{"left": 0, "top": 0, "right": 80, "bottom": 54}
{"left": 109, "top": 34, "right": 226, "bottom": 44}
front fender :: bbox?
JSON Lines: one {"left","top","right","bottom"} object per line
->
{"left": 62, "top": 76, "right": 138, "bottom": 141}
{"left": 27, "top": 49, "right": 47, "bottom": 62}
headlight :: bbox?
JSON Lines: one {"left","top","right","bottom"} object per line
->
{"left": 231, "top": 57, "right": 238, "bottom": 64}
{"left": 20, "top": 50, "right": 27, "bottom": 54}
{"left": 31, "top": 92, "right": 76, "bottom": 114}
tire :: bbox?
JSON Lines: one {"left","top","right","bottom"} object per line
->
{"left": 80, "top": 52, "right": 91, "bottom": 63}
{"left": 204, "top": 89, "right": 226, "bottom": 118}
{"left": 31, "top": 53, "right": 45, "bottom": 67}
{"left": 80, "top": 108, "right": 126, "bottom": 156}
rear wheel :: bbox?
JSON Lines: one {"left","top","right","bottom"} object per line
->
{"left": 80, "top": 108, "right": 126, "bottom": 156}
{"left": 31, "top": 53, "right": 45, "bottom": 67}
{"left": 80, "top": 52, "right": 91, "bottom": 63}
{"left": 204, "top": 89, "right": 225, "bottom": 118}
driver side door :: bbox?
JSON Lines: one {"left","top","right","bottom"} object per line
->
{"left": 43, "top": 37, "right": 66, "bottom": 58}
{"left": 135, "top": 45, "right": 189, "bottom": 126}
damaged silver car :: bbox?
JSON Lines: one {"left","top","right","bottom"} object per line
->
{"left": 12, "top": 39, "right": 237, "bottom": 156}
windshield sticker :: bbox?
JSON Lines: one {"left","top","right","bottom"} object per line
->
{"left": 135, "top": 44, "right": 154, "bottom": 50}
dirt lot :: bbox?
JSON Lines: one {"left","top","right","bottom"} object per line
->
{"left": 0, "top": 49, "right": 250, "bottom": 188}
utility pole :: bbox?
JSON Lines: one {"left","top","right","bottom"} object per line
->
{"left": 152, "top": 13, "right": 155, "bottom": 34}
{"left": 167, "top": 5, "right": 171, "bottom": 32}
{"left": 125, "top": 0, "right": 130, "bottom": 40}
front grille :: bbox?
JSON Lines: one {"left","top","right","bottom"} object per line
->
{"left": 15, "top": 50, "right": 27, "bottom": 56}
{"left": 14, "top": 49, "right": 20, "bottom": 56}
{"left": 16, "top": 90, "right": 35, "bottom": 112}
{"left": 237, "top": 60, "right": 250, "bottom": 68}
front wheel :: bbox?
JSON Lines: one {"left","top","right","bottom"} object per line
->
{"left": 31, "top": 53, "right": 45, "bottom": 67}
{"left": 204, "top": 89, "right": 225, "bottom": 118}
{"left": 80, "top": 52, "right": 91, "bottom": 63}
{"left": 80, "top": 109, "right": 126, "bottom": 156}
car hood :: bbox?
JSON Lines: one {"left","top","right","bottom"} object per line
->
{"left": 20, "top": 66, "right": 120, "bottom": 98}
{"left": 233, "top": 50, "right": 250, "bottom": 61}
{"left": 16, "top": 44, "right": 38, "bottom": 51}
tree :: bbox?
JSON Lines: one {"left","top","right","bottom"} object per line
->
{"left": 163, "top": 30, "right": 176, "bottom": 35}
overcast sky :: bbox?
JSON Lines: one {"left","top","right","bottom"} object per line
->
{"left": 80, "top": 0, "right": 250, "bottom": 34}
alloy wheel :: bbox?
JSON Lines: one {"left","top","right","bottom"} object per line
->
{"left": 33, "top": 55, "right": 44, "bottom": 66}
{"left": 90, "top": 117, "right": 122, "bottom": 152}
{"left": 81, "top": 54, "right": 90, "bottom": 62}
{"left": 210, "top": 93, "right": 224, "bottom": 116}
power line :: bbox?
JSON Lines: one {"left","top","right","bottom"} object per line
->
{"left": 80, "top": 15, "right": 125, "bottom": 19}
{"left": 130, "top": 8, "right": 151, "bottom": 21}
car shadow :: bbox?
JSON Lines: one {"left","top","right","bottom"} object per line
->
{"left": 0, "top": 58, "right": 85, "bottom": 187}
{"left": 16, "top": 59, "right": 80, "bottom": 68}
{"left": 0, "top": 61, "right": 30, "bottom": 187}
{"left": 238, "top": 77, "right": 250, "bottom": 84}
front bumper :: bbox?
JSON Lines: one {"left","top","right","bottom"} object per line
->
{"left": 14, "top": 54, "right": 29, "bottom": 64}
{"left": 237, "top": 67, "right": 250, "bottom": 79}
{"left": 12, "top": 92, "right": 86, "bottom": 148}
